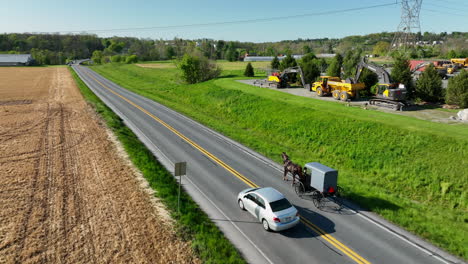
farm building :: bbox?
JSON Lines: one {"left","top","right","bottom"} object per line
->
{"left": 244, "top": 53, "right": 335, "bottom": 62}
{"left": 0, "top": 54, "right": 34, "bottom": 66}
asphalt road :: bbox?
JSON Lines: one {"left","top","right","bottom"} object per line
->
{"left": 72, "top": 65, "right": 462, "bottom": 264}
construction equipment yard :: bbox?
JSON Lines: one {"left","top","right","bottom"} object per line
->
{"left": 237, "top": 79, "right": 461, "bottom": 123}
{"left": 0, "top": 67, "right": 199, "bottom": 263}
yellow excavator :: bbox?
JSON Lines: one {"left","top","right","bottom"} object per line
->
{"left": 351, "top": 57, "right": 408, "bottom": 110}
{"left": 267, "top": 66, "right": 310, "bottom": 89}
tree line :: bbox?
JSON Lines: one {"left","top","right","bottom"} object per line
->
{"left": 1, "top": 32, "right": 467, "bottom": 66}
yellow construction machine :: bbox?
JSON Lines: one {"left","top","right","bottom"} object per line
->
{"left": 311, "top": 76, "right": 365, "bottom": 100}
{"left": 448, "top": 58, "right": 468, "bottom": 74}
{"left": 353, "top": 57, "right": 407, "bottom": 110}
{"left": 266, "top": 66, "right": 310, "bottom": 89}
{"left": 450, "top": 58, "right": 468, "bottom": 67}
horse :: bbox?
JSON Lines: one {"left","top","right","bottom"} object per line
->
{"left": 281, "top": 152, "right": 303, "bottom": 184}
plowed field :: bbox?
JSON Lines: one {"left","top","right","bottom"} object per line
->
{"left": 0, "top": 67, "right": 199, "bottom": 264}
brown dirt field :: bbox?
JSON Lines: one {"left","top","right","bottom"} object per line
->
{"left": 0, "top": 67, "right": 200, "bottom": 264}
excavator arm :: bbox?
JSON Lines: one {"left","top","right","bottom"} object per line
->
{"left": 280, "top": 66, "right": 311, "bottom": 90}
{"left": 353, "top": 57, "right": 392, "bottom": 84}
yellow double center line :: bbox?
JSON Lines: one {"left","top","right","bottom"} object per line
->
{"left": 82, "top": 69, "right": 371, "bottom": 264}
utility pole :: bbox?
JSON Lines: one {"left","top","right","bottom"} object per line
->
{"left": 391, "top": 0, "right": 423, "bottom": 50}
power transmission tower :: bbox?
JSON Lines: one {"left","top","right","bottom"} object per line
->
{"left": 391, "top": 0, "right": 423, "bottom": 50}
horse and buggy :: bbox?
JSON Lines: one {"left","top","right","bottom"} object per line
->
{"left": 282, "top": 152, "right": 343, "bottom": 208}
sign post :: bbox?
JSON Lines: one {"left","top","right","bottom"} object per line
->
{"left": 174, "top": 162, "right": 187, "bottom": 215}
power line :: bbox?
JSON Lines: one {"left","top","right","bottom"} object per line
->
{"left": 421, "top": 7, "right": 466, "bottom": 16}
{"left": 57, "top": 2, "right": 399, "bottom": 34}
{"left": 423, "top": 2, "right": 468, "bottom": 12}
{"left": 427, "top": 0, "right": 468, "bottom": 8}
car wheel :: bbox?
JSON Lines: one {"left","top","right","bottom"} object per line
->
{"left": 238, "top": 199, "right": 245, "bottom": 210}
{"left": 262, "top": 219, "right": 270, "bottom": 231}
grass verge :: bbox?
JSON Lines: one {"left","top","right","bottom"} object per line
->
{"left": 69, "top": 67, "right": 247, "bottom": 264}
{"left": 90, "top": 63, "right": 467, "bottom": 259}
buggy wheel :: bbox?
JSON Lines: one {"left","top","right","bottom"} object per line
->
{"left": 312, "top": 190, "right": 323, "bottom": 208}
{"left": 294, "top": 181, "right": 305, "bottom": 196}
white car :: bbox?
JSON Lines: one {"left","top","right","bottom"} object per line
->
{"left": 237, "top": 187, "right": 300, "bottom": 231}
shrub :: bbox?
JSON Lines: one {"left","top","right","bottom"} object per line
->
{"left": 111, "top": 55, "right": 122, "bottom": 63}
{"left": 102, "top": 56, "right": 111, "bottom": 64}
{"left": 416, "top": 64, "right": 443, "bottom": 103}
{"left": 125, "top": 55, "right": 138, "bottom": 64}
{"left": 446, "top": 70, "right": 468, "bottom": 107}
{"left": 244, "top": 63, "right": 254, "bottom": 77}
{"left": 178, "top": 53, "right": 221, "bottom": 84}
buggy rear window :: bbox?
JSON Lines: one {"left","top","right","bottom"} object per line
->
{"left": 269, "top": 198, "right": 292, "bottom": 212}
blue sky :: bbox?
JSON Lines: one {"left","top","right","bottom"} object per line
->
{"left": 1, "top": 0, "right": 467, "bottom": 42}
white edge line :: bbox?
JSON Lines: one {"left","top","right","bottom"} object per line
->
{"left": 75, "top": 66, "right": 274, "bottom": 264}
{"left": 122, "top": 69, "right": 460, "bottom": 264}
{"left": 185, "top": 176, "right": 275, "bottom": 264}
{"left": 76, "top": 66, "right": 462, "bottom": 264}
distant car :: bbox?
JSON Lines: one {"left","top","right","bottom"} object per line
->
{"left": 237, "top": 187, "right": 300, "bottom": 231}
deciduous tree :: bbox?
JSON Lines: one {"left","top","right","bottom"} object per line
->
{"left": 178, "top": 53, "right": 221, "bottom": 84}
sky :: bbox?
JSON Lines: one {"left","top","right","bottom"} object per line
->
{"left": 1, "top": 0, "right": 467, "bottom": 42}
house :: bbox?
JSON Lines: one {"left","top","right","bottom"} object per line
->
{"left": 0, "top": 54, "right": 34, "bottom": 66}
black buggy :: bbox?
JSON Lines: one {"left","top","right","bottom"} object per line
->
{"left": 293, "top": 162, "right": 343, "bottom": 209}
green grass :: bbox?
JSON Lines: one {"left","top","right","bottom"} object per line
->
{"left": 90, "top": 63, "right": 468, "bottom": 259}
{"left": 69, "top": 67, "right": 247, "bottom": 264}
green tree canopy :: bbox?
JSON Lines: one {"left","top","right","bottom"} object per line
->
{"left": 358, "top": 68, "right": 379, "bottom": 95}
{"left": 446, "top": 70, "right": 468, "bottom": 107}
{"left": 326, "top": 53, "right": 343, "bottom": 77}
{"left": 415, "top": 64, "right": 443, "bottom": 103}
{"left": 244, "top": 62, "right": 254, "bottom": 77}
{"left": 372, "top": 41, "right": 390, "bottom": 56}
{"left": 279, "top": 54, "right": 297, "bottom": 71}
{"left": 342, "top": 49, "right": 362, "bottom": 78}
{"left": 178, "top": 53, "right": 221, "bottom": 84}
{"left": 271, "top": 56, "right": 280, "bottom": 70}
{"left": 391, "top": 54, "right": 414, "bottom": 98}
{"left": 91, "top": 50, "right": 103, "bottom": 64}
{"left": 299, "top": 53, "right": 320, "bottom": 83}
{"left": 302, "top": 45, "right": 312, "bottom": 54}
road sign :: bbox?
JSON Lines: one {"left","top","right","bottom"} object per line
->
{"left": 175, "top": 162, "right": 187, "bottom": 215}
{"left": 175, "top": 162, "right": 186, "bottom": 176}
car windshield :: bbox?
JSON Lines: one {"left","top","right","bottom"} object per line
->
{"left": 269, "top": 198, "right": 292, "bottom": 212}
{"left": 246, "top": 188, "right": 259, "bottom": 194}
